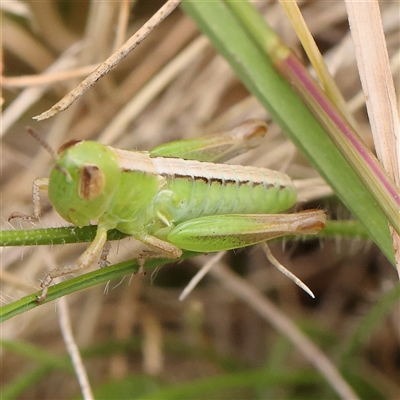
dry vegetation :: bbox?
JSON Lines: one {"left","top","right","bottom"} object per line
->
{"left": 1, "top": 1, "right": 399, "bottom": 399}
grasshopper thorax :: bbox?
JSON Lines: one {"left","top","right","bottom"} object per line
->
{"left": 48, "top": 141, "right": 121, "bottom": 227}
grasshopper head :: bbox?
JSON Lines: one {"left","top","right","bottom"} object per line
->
{"left": 48, "top": 141, "right": 120, "bottom": 227}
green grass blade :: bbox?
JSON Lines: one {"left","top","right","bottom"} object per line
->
{"left": 181, "top": 0, "right": 394, "bottom": 265}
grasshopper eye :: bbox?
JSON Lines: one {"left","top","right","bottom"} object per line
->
{"left": 79, "top": 164, "right": 105, "bottom": 200}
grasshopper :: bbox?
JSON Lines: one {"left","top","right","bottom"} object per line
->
{"left": 9, "top": 121, "right": 326, "bottom": 301}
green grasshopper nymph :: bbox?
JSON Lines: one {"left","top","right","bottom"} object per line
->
{"left": 9, "top": 121, "right": 326, "bottom": 301}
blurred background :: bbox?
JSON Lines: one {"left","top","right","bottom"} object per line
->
{"left": 2, "top": 1, "right": 399, "bottom": 399}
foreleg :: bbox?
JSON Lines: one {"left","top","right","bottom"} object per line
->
{"left": 9, "top": 178, "right": 49, "bottom": 222}
{"left": 37, "top": 226, "right": 108, "bottom": 301}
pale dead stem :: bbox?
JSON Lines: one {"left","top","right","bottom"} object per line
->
{"left": 58, "top": 297, "right": 94, "bottom": 400}
{"left": 99, "top": 35, "right": 209, "bottom": 144}
{"left": 33, "top": 0, "right": 182, "bottom": 121}
{"left": 2, "top": 16, "right": 54, "bottom": 71}
{"left": 345, "top": 1, "right": 400, "bottom": 274}
{"left": 41, "top": 249, "right": 94, "bottom": 400}
{"left": 113, "top": 0, "right": 131, "bottom": 52}
{"left": 206, "top": 258, "right": 360, "bottom": 400}
{"left": 179, "top": 251, "right": 227, "bottom": 301}
{"left": 280, "top": 0, "right": 358, "bottom": 128}
{"left": 2, "top": 65, "right": 99, "bottom": 88}
{"left": 108, "top": 280, "right": 163, "bottom": 378}
{"left": 1, "top": 45, "right": 85, "bottom": 135}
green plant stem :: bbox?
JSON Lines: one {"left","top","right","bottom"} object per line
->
{"left": 0, "top": 226, "right": 127, "bottom": 246}
{"left": 0, "top": 219, "right": 372, "bottom": 322}
{"left": 0, "top": 219, "right": 369, "bottom": 247}
{"left": 0, "top": 252, "right": 197, "bottom": 322}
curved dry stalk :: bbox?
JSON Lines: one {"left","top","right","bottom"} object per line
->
{"left": 208, "top": 261, "right": 359, "bottom": 400}
{"left": 280, "top": 0, "right": 358, "bottom": 128}
{"left": 179, "top": 251, "right": 227, "bottom": 301}
{"left": 345, "top": 0, "right": 400, "bottom": 273}
{"left": 34, "top": 0, "right": 182, "bottom": 121}
{"left": 58, "top": 297, "right": 94, "bottom": 400}
{"left": 2, "top": 64, "right": 99, "bottom": 88}
{"left": 99, "top": 36, "right": 209, "bottom": 144}
{"left": 2, "top": 44, "right": 84, "bottom": 135}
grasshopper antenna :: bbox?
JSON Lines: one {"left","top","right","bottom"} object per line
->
{"left": 26, "top": 126, "right": 58, "bottom": 160}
